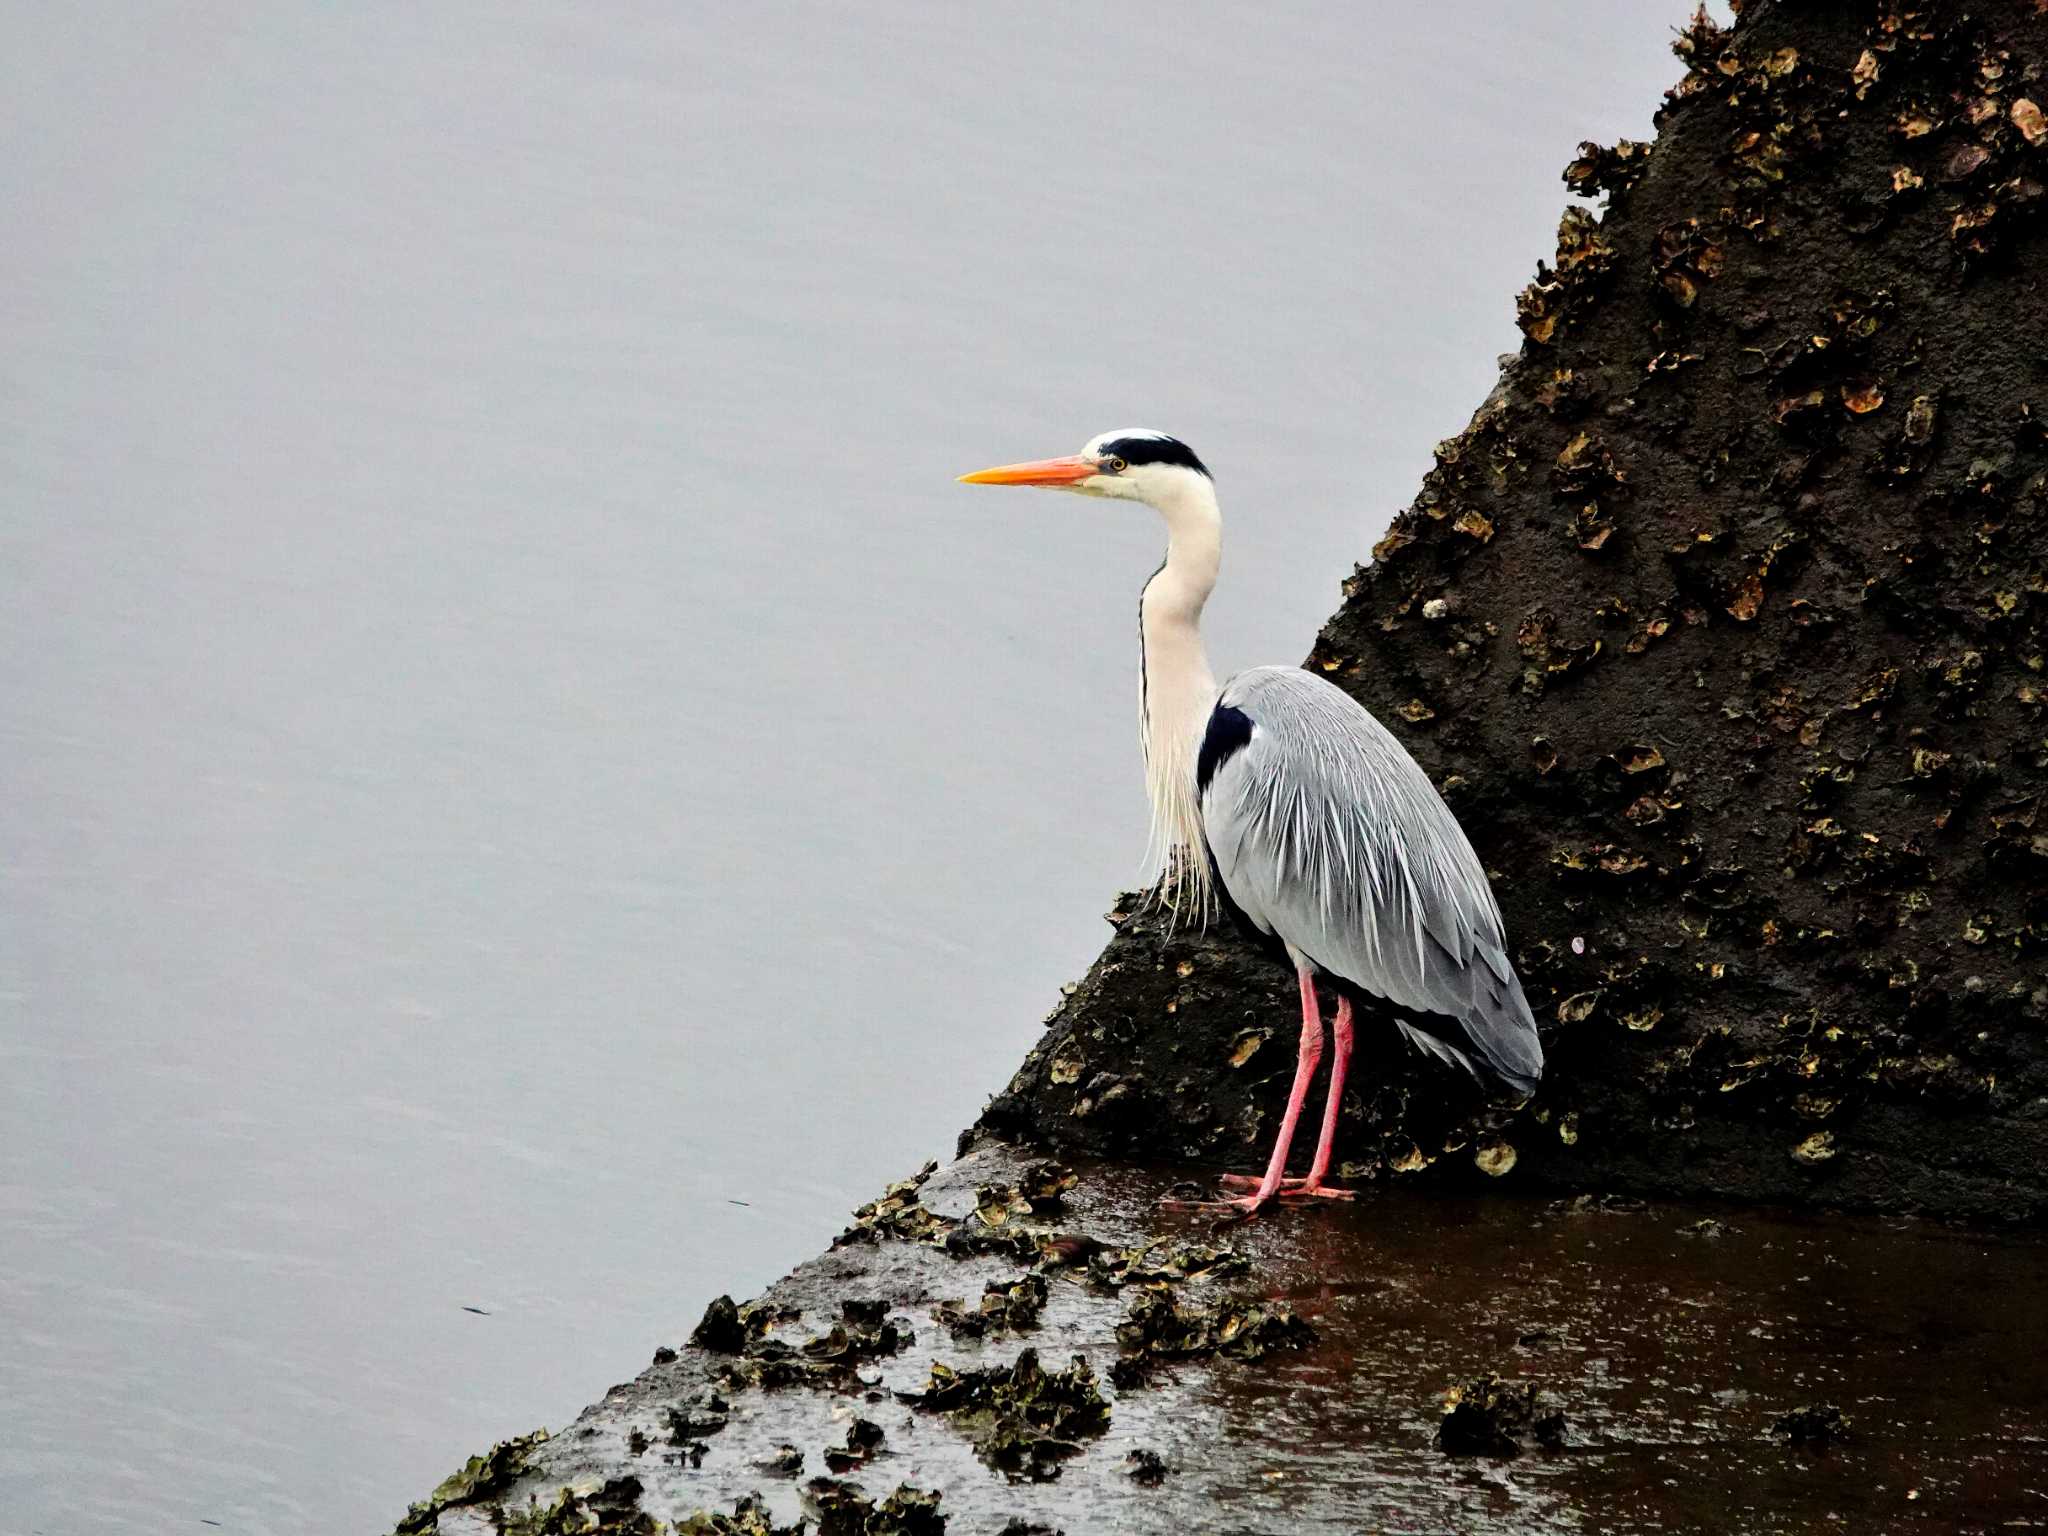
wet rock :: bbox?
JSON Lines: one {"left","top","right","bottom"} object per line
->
{"left": 804, "top": 1479, "right": 946, "bottom": 1536}
{"left": 1679, "top": 1217, "right": 1735, "bottom": 1239}
{"left": 674, "top": 1495, "right": 803, "bottom": 1536}
{"left": 1552, "top": 1193, "right": 1648, "bottom": 1217}
{"left": 714, "top": 1304, "right": 906, "bottom": 1395}
{"left": 836, "top": 1164, "right": 950, "bottom": 1248}
{"left": 1437, "top": 1374, "right": 1568, "bottom": 1457}
{"left": 1773, "top": 1403, "right": 1850, "bottom": 1446}
{"left": 825, "top": 1417, "right": 886, "bottom": 1474}
{"left": 394, "top": 1429, "right": 550, "bottom": 1534}
{"left": 899, "top": 1349, "right": 1110, "bottom": 1483}
{"left": 1474, "top": 1140, "right": 1519, "bottom": 1177}
{"left": 835, "top": 1162, "right": 1072, "bottom": 1266}
{"left": 497, "top": 1479, "right": 660, "bottom": 1535}
{"left": 1564, "top": 138, "right": 1654, "bottom": 200}
{"left": 1014, "top": 1161, "right": 1077, "bottom": 1211}
{"left": 802, "top": 1318, "right": 904, "bottom": 1365}
{"left": 840, "top": 1298, "right": 890, "bottom": 1332}
{"left": 940, "top": 1220, "right": 1042, "bottom": 1265}
{"left": 1114, "top": 1290, "right": 1316, "bottom": 1379}
{"left": 667, "top": 1391, "right": 730, "bottom": 1441}
{"left": 690, "top": 1297, "right": 747, "bottom": 1355}
{"left": 973, "top": 1184, "right": 1036, "bottom": 1230}
{"left": 933, "top": 1273, "right": 1048, "bottom": 1339}
{"left": 1086, "top": 1240, "right": 1250, "bottom": 1291}
{"left": 1124, "top": 1448, "right": 1170, "bottom": 1486}
{"left": 1791, "top": 1130, "right": 1837, "bottom": 1166}
{"left": 395, "top": 1140, "right": 2048, "bottom": 1533}
{"left": 1035, "top": 1233, "right": 1104, "bottom": 1269}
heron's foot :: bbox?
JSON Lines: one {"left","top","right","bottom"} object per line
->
{"left": 1156, "top": 1191, "right": 1271, "bottom": 1227}
{"left": 1216, "top": 1173, "right": 1356, "bottom": 1201}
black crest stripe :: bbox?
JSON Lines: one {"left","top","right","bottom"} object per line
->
{"left": 1102, "top": 435, "right": 1210, "bottom": 478}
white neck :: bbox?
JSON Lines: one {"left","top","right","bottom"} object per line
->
{"left": 1137, "top": 473, "right": 1222, "bottom": 919}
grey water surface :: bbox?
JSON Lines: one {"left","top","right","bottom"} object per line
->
{"left": 2, "top": 5, "right": 1702, "bottom": 1531}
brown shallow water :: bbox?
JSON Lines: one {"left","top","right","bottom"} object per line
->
{"left": 422, "top": 1143, "right": 2048, "bottom": 1535}
{"left": 1177, "top": 1189, "right": 2048, "bottom": 1533}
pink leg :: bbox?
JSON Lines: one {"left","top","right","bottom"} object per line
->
{"left": 1218, "top": 991, "right": 1356, "bottom": 1202}
{"left": 1203, "top": 969, "right": 1325, "bottom": 1218}
{"left": 1295, "top": 994, "right": 1355, "bottom": 1195}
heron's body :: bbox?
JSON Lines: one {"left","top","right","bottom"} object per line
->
{"left": 963, "top": 429, "right": 1543, "bottom": 1215}
{"left": 1200, "top": 666, "right": 1542, "bottom": 1094}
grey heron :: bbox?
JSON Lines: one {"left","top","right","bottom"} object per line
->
{"left": 960, "top": 431, "right": 1543, "bottom": 1216}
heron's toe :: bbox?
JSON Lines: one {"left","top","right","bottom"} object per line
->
{"left": 1156, "top": 1191, "right": 1270, "bottom": 1226}
{"left": 1217, "top": 1173, "right": 1353, "bottom": 1199}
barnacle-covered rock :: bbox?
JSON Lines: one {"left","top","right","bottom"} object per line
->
{"left": 1772, "top": 1403, "right": 1850, "bottom": 1446}
{"left": 395, "top": 1431, "right": 551, "bottom": 1535}
{"left": 899, "top": 1350, "right": 1110, "bottom": 1483}
{"left": 933, "top": 1274, "right": 1048, "bottom": 1339}
{"left": 1113, "top": 1290, "right": 1316, "bottom": 1379}
{"left": 674, "top": 1495, "right": 805, "bottom": 1536}
{"left": 1437, "top": 1374, "right": 1568, "bottom": 1457}
{"left": 1086, "top": 1240, "right": 1251, "bottom": 1291}
{"left": 977, "top": 0, "right": 2048, "bottom": 1227}
{"left": 803, "top": 1480, "right": 946, "bottom": 1536}
{"left": 1564, "top": 138, "right": 1654, "bottom": 200}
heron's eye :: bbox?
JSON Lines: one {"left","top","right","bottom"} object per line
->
{"left": 1104, "top": 456, "right": 1127, "bottom": 473}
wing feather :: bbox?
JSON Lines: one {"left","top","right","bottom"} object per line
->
{"left": 1200, "top": 667, "right": 1543, "bottom": 1095}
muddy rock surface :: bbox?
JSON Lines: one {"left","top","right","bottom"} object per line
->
{"left": 394, "top": 1142, "right": 2048, "bottom": 1534}
{"left": 981, "top": 0, "right": 2048, "bottom": 1226}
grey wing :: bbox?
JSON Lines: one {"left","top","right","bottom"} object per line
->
{"left": 1199, "top": 667, "right": 1543, "bottom": 1096}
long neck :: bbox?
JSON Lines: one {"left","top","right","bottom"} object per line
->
{"left": 1138, "top": 476, "right": 1222, "bottom": 919}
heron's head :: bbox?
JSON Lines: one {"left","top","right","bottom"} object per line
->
{"left": 958, "top": 429, "right": 1211, "bottom": 508}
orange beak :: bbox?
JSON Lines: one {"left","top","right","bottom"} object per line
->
{"left": 957, "top": 454, "right": 1099, "bottom": 487}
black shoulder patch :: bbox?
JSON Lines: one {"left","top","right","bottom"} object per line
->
{"left": 1196, "top": 703, "right": 1254, "bottom": 793}
{"left": 1102, "top": 434, "right": 1210, "bottom": 478}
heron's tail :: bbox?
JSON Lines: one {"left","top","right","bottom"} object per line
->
{"left": 1460, "top": 957, "right": 1544, "bottom": 1097}
{"left": 1389, "top": 943, "right": 1544, "bottom": 1098}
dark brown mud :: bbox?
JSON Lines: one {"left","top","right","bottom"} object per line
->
{"left": 400, "top": 1141, "right": 2048, "bottom": 1535}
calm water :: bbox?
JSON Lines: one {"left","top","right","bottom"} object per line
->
{"left": 1, "top": 5, "right": 1696, "bottom": 1531}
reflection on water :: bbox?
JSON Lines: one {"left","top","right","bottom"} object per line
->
{"left": 5, "top": 4, "right": 1710, "bottom": 1531}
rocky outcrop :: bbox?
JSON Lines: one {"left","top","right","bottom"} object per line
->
{"left": 980, "top": 0, "right": 2048, "bottom": 1226}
